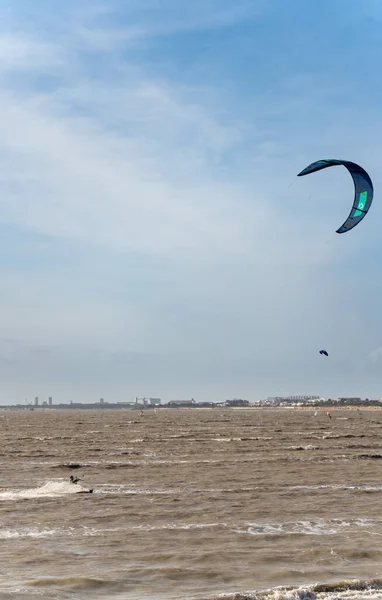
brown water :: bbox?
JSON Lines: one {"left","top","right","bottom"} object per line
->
{"left": 1, "top": 407, "right": 382, "bottom": 600}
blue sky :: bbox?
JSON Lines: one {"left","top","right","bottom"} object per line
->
{"left": 0, "top": 0, "right": 382, "bottom": 403}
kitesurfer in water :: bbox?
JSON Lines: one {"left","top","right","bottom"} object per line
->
{"left": 69, "top": 475, "right": 93, "bottom": 493}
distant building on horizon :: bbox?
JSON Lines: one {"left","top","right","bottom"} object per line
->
{"left": 149, "top": 398, "right": 161, "bottom": 406}
{"left": 266, "top": 395, "right": 320, "bottom": 404}
{"left": 225, "top": 399, "right": 250, "bottom": 407}
{"left": 337, "top": 397, "right": 362, "bottom": 405}
{"left": 134, "top": 397, "right": 162, "bottom": 407}
{"left": 167, "top": 399, "right": 196, "bottom": 407}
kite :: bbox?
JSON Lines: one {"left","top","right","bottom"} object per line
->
{"left": 297, "top": 159, "right": 373, "bottom": 233}
{"left": 319, "top": 350, "right": 328, "bottom": 357}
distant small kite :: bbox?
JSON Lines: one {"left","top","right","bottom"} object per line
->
{"left": 297, "top": 159, "right": 373, "bottom": 234}
{"left": 319, "top": 350, "right": 328, "bottom": 357}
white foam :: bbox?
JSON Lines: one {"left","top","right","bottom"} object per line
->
{"left": 236, "top": 517, "right": 379, "bottom": 536}
{"left": 211, "top": 437, "right": 242, "bottom": 442}
{"left": 290, "top": 484, "right": 382, "bottom": 492}
{"left": 233, "top": 582, "right": 382, "bottom": 600}
{"left": 1, "top": 525, "right": 121, "bottom": 540}
{"left": 0, "top": 527, "right": 59, "bottom": 539}
{"left": 133, "top": 522, "right": 228, "bottom": 531}
{"left": 96, "top": 485, "right": 179, "bottom": 495}
{"left": 0, "top": 480, "right": 92, "bottom": 501}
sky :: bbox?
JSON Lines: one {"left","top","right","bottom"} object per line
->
{"left": 0, "top": 0, "right": 382, "bottom": 404}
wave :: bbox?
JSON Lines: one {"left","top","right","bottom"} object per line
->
{"left": 201, "top": 579, "right": 382, "bottom": 600}
{"left": 133, "top": 522, "right": 228, "bottom": 531}
{"left": 0, "top": 527, "right": 60, "bottom": 539}
{"left": 0, "top": 480, "right": 93, "bottom": 500}
{"left": 289, "top": 484, "right": 382, "bottom": 492}
{"left": 235, "top": 517, "right": 379, "bottom": 536}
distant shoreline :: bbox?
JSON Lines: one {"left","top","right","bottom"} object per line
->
{"left": 1, "top": 404, "right": 381, "bottom": 411}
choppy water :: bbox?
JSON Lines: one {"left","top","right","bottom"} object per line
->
{"left": 1, "top": 407, "right": 382, "bottom": 600}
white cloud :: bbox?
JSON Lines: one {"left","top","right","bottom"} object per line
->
{"left": 0, "top": 51, "right": 264, "bottom": 265}
{"left": 0, "top": 34, "right": 66, "bottom": 72}
{"left": 0, "top": 64, "right": 350, "bottom": 270}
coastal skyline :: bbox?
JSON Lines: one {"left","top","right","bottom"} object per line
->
{"left": 0, "top": 1, "right": 382, "bottom": 403}
{"left": 2, "top": 394, "right": 379, "bottom": 409}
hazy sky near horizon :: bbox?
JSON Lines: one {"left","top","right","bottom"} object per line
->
{"left": 0, "top": 0, "right": 382, "bottom": 403}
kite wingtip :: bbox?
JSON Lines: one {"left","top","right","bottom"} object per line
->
{"left": 297, "top": 167, "right": 312, "bottom": 177}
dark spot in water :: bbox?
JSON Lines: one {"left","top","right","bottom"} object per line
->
{"left": 358, "top": 454, "right": 382, "bottom": 460}
{"left": 53, "top": 463, "right": 84, "bottom": 469}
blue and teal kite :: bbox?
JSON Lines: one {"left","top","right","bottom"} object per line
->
{"left": 297, "top": 159, "right": 373, "bottom": 234}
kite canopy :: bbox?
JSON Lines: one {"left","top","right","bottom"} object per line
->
{"left": 297, "top": 159, "right": 373, "bottom": 234}
{"left": 319, "top": 350, "right": 328, "bottom": 357}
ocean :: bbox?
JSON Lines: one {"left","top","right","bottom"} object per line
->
{"left": 1, "top": 407, "right": 382, "bottom": 600}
